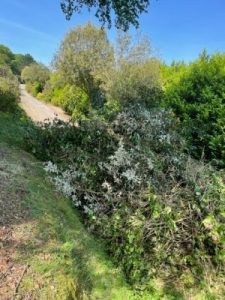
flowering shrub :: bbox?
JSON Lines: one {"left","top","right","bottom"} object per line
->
{"left": 24, "top": 105, "right": 225, "bottom": 292}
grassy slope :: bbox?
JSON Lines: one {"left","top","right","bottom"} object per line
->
{"left": 0, "top": 112, "right": 134, "bottom": 299}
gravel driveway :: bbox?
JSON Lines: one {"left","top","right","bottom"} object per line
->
{"left": 19, "top": 84, "right": 70, "bottom": 122}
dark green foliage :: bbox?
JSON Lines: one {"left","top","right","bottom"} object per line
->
{"left": 11, "top": 53, "right": 35, "bottom": 76}
{"left": 61, "top": 0, "right": 150, "bottom": 30}
{"left": 163, "top": 51, "right": 225, "bottom": 167}
{"left": 24, "top": 118, "right": 117, "bottom": 164}
{"left": 0, "top": 44, "right": 35, "bottom": 76}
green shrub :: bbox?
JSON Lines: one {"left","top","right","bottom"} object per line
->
{"left": 163, "top": 51, "right": 225, "bottom": 167}
{"left": 109, "top": 59, "right": 162, "bottom": 108}
{"left": 41, "top": 71, "right": 65, "bottom": 102}
{"left": 42, "top": 76, "right": 104, "bottom": 120}
{"left": 24, "top": 106, "right": 225, "bottom": 295}
{"left": 26, "top": 81, "right": 43, "bottom": 96}
{"left": 51, "top": 85, "right": 89, "bottom": 119}
{"left": 0, "top": 65, "right": 19, "bottom": 112}
{"left": 21, "top": 63, "right": 50, "bottom": 96}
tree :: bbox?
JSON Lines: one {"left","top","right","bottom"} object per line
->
{"left": 0, "top": 45, "right": 14, "bottom": 66}
{"left": 108, "top": 32, "right": 162, "bottom": 107}
{"left": 22, "top": 63, "right": 50, "bottom": 85}
{"left": 60, "top": 0, "right": 150, "bottom": 31}
{"left": 0, "top": 44, "right": 36, "bottom": 76}
{"left": 0, "top": 46, "right": 20, "bottom": 112}
{"left": 21, "top": 63, "right": 50, "bottom": 95}
{"left": 54, "top": 23, "right": 114, "bottom": 106}
{"left": 11, "top": 54, "right": 35, "bottom": 75}
{"left": 0, "top": 65, "right": 15, "bottom": 80}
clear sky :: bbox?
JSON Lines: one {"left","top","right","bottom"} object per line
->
{"left": 0, "top": 0, "right": 225, "bottom": 65}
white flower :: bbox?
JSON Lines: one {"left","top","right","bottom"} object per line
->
{"left": 122, "top": 169, "right": 141, "bottom": 184}
{"left": 147, "top": 159, "right": 154, "bottom": 170}
{"left": 44, "top": 161, "right": 58, "bottom": 174}
{"left": 102, "top": 181, "right": 112, "bottom": 192}
{"left": 109, "top": 140, "right": 131, "bottom": 167}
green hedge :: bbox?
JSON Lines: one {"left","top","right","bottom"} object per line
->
{"left": 163, "top": 52, "right": 225, "bottom": 167}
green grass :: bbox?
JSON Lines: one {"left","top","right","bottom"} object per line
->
{"left": 12, "top": 150, "right": 134, "bottom": 299}
{"left": 0, "top": 110, "right": 29, "bottom": 147}
{"left": 0, "top": 111, "right": 135, "bottom": 299}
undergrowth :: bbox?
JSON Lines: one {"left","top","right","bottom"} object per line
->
{"left": 23, "top": 105, "right": 225, "bottom": 299}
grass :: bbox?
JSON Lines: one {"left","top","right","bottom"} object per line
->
{"left": 0, "top": 110, "right": 29, "bottom": 147}
{"left": 0, "top": 111, "right": 135, "bottom": 299}
{"left": 12, "top": 149, "right": 134, "bottom": 299}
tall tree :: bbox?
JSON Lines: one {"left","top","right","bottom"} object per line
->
{"left": 54, "top": 23, "right": 114, "bottom": 104}
{"left": 61, "top": 0, "right": 150, "bottom": 30}
{"left": 0, "top": 45, "right": 14, "bottom": 66}
{"left": 11, "top": 54, "right": 35, "bottom": 75}
{"left": 21, "top": 63, "right": 50, "bottom": 90}
{"left": 0, "top": 44, "right": 36, "bottom": 75}
{"left": 108, "top": 32, "right": 162, "bottom": 107}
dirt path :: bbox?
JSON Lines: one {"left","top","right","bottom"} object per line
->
{"left": 19, "top": 84, "right": 70, "bottom": 122}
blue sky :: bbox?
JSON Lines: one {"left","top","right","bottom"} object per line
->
{"left": 0, "top": 0, "right": 225, "bottom": 65}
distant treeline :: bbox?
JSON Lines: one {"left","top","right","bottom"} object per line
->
{"left": 0, "top": 44, "right": 35, "bottom": 76}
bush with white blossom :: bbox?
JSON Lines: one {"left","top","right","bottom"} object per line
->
{"left": 25, "top": 105, "right": 225, "bottom": 292}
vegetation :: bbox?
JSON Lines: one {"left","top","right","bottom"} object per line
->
{"left": 0, "top": 44, "right": 35, "bottom": 113}
{"left": 23, "top": 106, "right": 225, "bottom": 298}
{"left": 108, "top": 32, "right": 162, "bottom": 109}
{"left": 18, "top": 26, "right": 225, "bottom": 298}
{"left": 0, "top": 43, "right": 46, "bottom": 102}
{"left": 21, "top": 63, "right": 50, "bottom": 96}
{"left": 11, "top": 53, "right": 35, "bottom": 76}
{"left": 53, "top": 23, "right": 113, "bottom": 111}
{"left": 40, "top": 25, "right": 162, "bottom": 119}
{"left": 162, "top": 51, "right": 225, "bottom": 167}
{"left": 1, "top": 23, "right": 225, "bottom": 299}
{"left": 0, "top": 44, "right": 35, "bottom": 77}
{"left": 0, "top": 111, "right": 135, "bottom": 300}
{"left": 60, "top": 0, "right": 150, "bottom": 30}
{"left": 0, "top": 65, "right": 19, "bottom": 112}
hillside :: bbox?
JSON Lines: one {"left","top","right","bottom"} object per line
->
{"left": 0, "top": 112, "right": 134, "bottom": 299}
{"left": 1, "top": 31, "right": 225, "bottom": 299}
